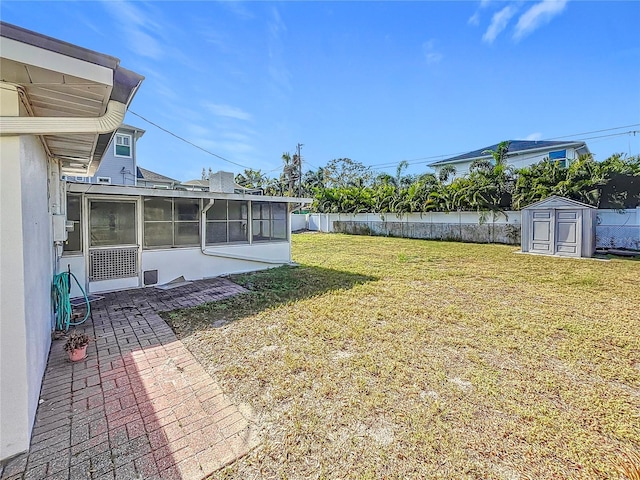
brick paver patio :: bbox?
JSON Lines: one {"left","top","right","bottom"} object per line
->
{"left": 1, "top": 278, "right": 259, "bottom": 480}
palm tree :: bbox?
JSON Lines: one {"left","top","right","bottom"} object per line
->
{"left": 438, "top": 165, "right": 457, "bottom": 183}
{"left": 235, "top": 168, "right": 265, "bottom": 189}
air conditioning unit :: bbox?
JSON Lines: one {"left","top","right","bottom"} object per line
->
{"left": 97, "top": 176, "right": 111, "bottom": 184}
{"left": 209, "top": 171, "right": 235, "bottom": 193}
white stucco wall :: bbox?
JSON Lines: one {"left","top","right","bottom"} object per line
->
{"left": 65, "top": 241, "right": 295, "bottom": 296}
{"left": 20, "top": 134, "right": 55, "bottom": 423}
{"left": 0, "top": 130, "right": 31, "bottom": 461}
{"left": 0, "top": 84, "right": 54, "bottom": 461}
{"left": 142, "top": 242, "right": 292, "bottom": 287}
{"left": 61, "top": 254, "right": 86, "bottom": 299}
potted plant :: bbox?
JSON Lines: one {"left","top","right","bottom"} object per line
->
{"left": 63, "top": 331, "right": 90, "bottom": 362}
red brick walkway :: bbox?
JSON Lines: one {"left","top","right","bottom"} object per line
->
{"left": 1, "top": 278, "right": 259, "bottom": 480}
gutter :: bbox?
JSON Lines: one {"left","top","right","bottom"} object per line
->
{"left": 0, "top": 99, "right": 126, "bottom": 135}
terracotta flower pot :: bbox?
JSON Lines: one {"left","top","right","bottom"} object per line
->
{"left": 68, "top": 345, "right": 87, "bottom": 362}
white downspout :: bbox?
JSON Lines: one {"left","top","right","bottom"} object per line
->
{"left": 0, "top": 100, "right": 126, "bottom": 135}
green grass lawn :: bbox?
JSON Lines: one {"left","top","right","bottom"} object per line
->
{"left": 166, "top": 233, "right": 640, "bottom": 479}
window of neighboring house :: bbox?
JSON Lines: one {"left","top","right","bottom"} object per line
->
{"left": 549, "top": 150, "right": 568, "bottom": 167}
{"left": 205, "top": 200, "right": 249, "bottom": 245}
{"left": 115, "top": 133, "right": 132, "bottom": 157}
{"left": 143, "top": 197, "right": 201, "bottom": 248}
{"left": 63, "top": 194, "right": 82, "bottom": 253}
{"left": 252, "top": 202, "right": 288, "bottom": 242}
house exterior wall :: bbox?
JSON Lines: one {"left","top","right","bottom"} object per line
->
{"left": 0, "top": 84, "right": 54, "bottom": 461}
{"left": 61, "top": 188, "right": 302, "bottom": 296}
{"left": 432, "top": 147, "right": 580, "bottom": 180}
{"left": 63, "top": 243, "right": 291, "bottom": 296}
{"left": 20, "top": 133, "right": 55, "bottom": 426}
{"left": 142, "top": 243, "right": 292, "bottom": 285}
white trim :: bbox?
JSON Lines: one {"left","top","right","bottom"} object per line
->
{"left": 0, "top": 37, "right": 113, "bottom": 86}
{"left": 114, "top": 133, "right": 132, "bottom": 158}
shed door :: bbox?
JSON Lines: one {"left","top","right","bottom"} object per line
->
{"left": 529, "top": 209, "right": 554, "bottom": 254}
{"left": 555, "top": 210, "right": 581, "bottom": 257}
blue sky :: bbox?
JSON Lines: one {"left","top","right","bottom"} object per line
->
{"left": 2, "top": 1, "right": 639, "bottom": 181}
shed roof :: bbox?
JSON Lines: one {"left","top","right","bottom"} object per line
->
{"left": 523, "top": 195, "right": 596, "bottom": 210}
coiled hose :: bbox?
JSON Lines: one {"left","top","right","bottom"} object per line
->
{"left": 52, "top": 269, "right": 90, "bottom": 331}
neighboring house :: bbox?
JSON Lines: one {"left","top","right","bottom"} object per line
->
{"left": 0, "top": 22, "right": 143, "bottom": 461}
{"left": 429, "top": 140, "right": 591, "bottom": 180}
{"left": 136, "top": 166, "right": 179, "bottom": 189}
{"left": 180, "top": 178, "right": 210, "bottom": 191}
{"left": 62, "top": 124, "right": 145, "bottom": 185}
{"left": 90, "top": 124, "right": 145, "bottom": 185}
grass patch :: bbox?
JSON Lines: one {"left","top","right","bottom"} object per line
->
{"left": 166, "top": 234, "right": 640, "bottom": 479}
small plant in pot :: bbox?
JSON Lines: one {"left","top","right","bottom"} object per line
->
{"left": 63, "top": 331, "right": 90, "bottom": 362}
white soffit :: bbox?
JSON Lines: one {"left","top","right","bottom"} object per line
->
{"left": 0, "top": 36, "right": 113, "bottom": 86}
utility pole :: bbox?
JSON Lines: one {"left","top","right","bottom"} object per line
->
{"left": 296, "top": 143, "right": 303, "bottom": 198}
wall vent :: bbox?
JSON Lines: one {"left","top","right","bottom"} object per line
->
{"left": 143, "top": 270, "right": 158, "bottom": 285}
{"left": 89, "top": 247, "right": 138, "bottom": 281}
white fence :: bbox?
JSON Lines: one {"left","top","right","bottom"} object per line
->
{"left": 596, "top": 209, "right": 640, "bottom": 250}
{"left": 292, "top": 208, "right": 640, "bottom": 250}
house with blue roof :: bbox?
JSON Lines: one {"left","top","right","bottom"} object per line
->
{"left": 428, "top": 140, "right": 590, "bottom": 180}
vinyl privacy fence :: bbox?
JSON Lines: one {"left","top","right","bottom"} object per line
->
{"left": 292, "top": 208, "right": 640, "bottom": 250}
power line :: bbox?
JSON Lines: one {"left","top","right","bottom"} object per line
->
{"left": 129, "top": 109, "right": 638, "bottom": 175}
{"left": 366, "top": 124, "right": 640, "bottom": 171}
{"left": 546, "top": 124, "right": 640, "bottom": 141}
{"left": 128, "top": 110, "right": 251, "bottom": 170}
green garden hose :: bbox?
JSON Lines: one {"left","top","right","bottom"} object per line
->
{"left": 52, "top": 268, "right": 90, "bottom": 331}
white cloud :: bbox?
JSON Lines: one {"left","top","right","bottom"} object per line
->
{"left": 423, "top": 40, "right": 443, "bottom": 65}
{"left": 525, "top": 132, "right": 543, "bottom": 141}
{"left": 100, "top": 0, "right": 167, "bottom": 59}
{"left": 128, "top": 30, "right": 164, "bottom": 59}
{"left": 514, "top": 0, "right": 568, "bottom": 41}
{"left": 206, "top": 104, "right": 253, "bottom": 121}
{"left": 483, "top": 5, "right": 518, "bottom": 44}
{"left": 468, "top": 12, "right": 481, "bottom": 26}
{"left": 266, "top": 6, "right": 292, "bottom": 100}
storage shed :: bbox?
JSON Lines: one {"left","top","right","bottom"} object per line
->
{"left": 521, "top": 196, "right": 596, "bottom": 258}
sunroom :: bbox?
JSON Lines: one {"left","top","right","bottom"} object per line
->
{"left": 63, "top": 182, "right": 311, "bottom": 296}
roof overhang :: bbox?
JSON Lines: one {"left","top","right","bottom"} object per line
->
{"left": 67, "top": 183, "right": 313, "bottom": 204}
{"left": 0, "top": 22, "right": 144, "bottom": 176}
